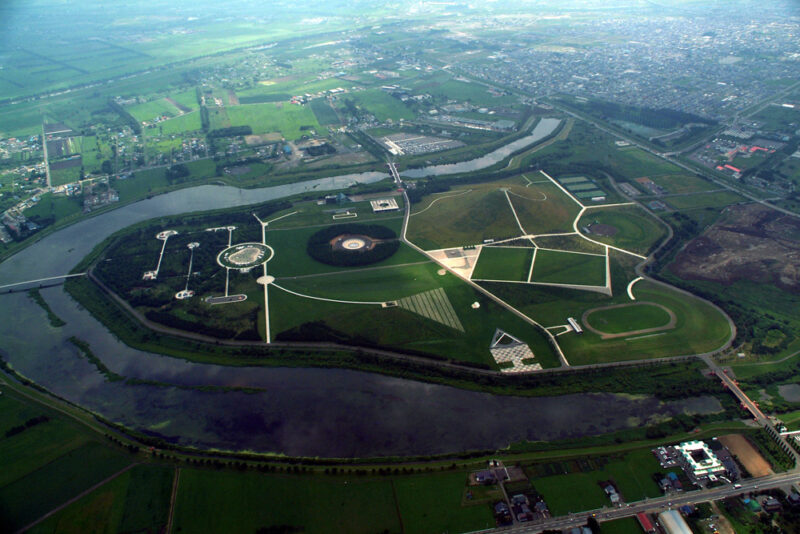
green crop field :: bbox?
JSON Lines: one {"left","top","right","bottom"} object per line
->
{"left": 471, "top": 246, "right": 533, "bottom": 281}
{"left": 394, "top": 472, "right": 495, "bottom": 534}
{"left": 579, "top": 206, "right": 666, "bottom": 255}
{"left": 530, "top": 449, "right": 665, "bottom": 516}
{"left": 601, "top": 517, "right": 647, "bottom": 534}
{"left": 645, "top": 173, "right": 717, "bottom": 194}
{"left": 157, "top": 111, "right": 203, "bottom": 134}
{"left": 611, "top": 147, "right": 683, "bottom": 179}
{"left": 345, "top": 89, "right": 415, "bottom": 122}
{"left": 168, "top": 89, "right": 201, "bottom": 111}
{"left": 531, "top": 249, "right": 606, "bottom": 287}
{"left": 207, "top": 107, "right": 231, "bottom": 130}
{"left": 0, "top": 442, "right": 132, "bottom": 532}
{"left": 428, "top": 79, "right": 517, "bottom": 108}
{"left": 172, "top": 469, "right": 403, "bottom": 534}
{"left": 751, "top": 104, "right": 800, "bottom": 132}
{"left": 49, "top": 165, "right": 83, "bottom": 186}
{"left": 28, "top": 464, "right": 173, "bottom": 534}
{"left": 666, "top": 190, "right": 745, "bottom": 210}
{"left": 226, "top": 102, "right": 323, "bottom": 139}
{"left": 584, "top": 303, "right": 673, "bottom": 334}
{"left": 310, "top": 98, "right": 341, "bottom": 125}
{"left": 126, "top": 99, "right": 183, "bottom": 123}
{"left": 24, "top": 194, "right": 83, "bottom": 225}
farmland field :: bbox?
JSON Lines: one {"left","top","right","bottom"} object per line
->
{"left": 310, "top": 98, "right": 341, "bottom": 125}
{"left": 394, "top": 472, "right": 495, "bottom": 534}
{"left": 645, "top": 173, "right": 717, "bottom": 194}
{"left": 0, "top": 442, "right": 132, "bottom": 532}
{"left": 126, "top": 98, "right": 183, "bottom": 123}
{"left": 157, "top": 111, "right": 203, "bottom": 134}
{"left": 529, "top": 449, "right": 666, "bottom": 516}
{"left": 226, "top": 102, "right": 323, "bottom": 139}
{"left": 27, "top": 465, "right": 174, "bottom": 534}
{"left": 666, "top": 190, "right": 745, "bottom": 210}
{"left": 345, "top": 89, "right": 415, "bottom": 122}
{"left": 172, "top": 469, "right": 403, "bottom": 534}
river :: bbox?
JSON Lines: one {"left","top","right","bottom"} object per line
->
{"left": 0, "top": 130, "right": 722, "bottom": 457}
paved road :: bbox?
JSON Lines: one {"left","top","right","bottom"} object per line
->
{"left": 467, "top": 471, "right": 800, "bottom": 534}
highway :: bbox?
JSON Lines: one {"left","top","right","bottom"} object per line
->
{"left": 467, "top": 471, "right": 800, "bottom": 534}
{"left": 461, "top": 356, "right": 800, "bottom": 534}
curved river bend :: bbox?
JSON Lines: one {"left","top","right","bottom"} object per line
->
{"left": 0, "top": 133, "right": 720, "bottom": 458}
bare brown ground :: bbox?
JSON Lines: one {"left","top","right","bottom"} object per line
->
{"left": 670, "top": 203, "right": 800, "bottom": 292}
{"left": 718, "top": 433, "right": 773, "bottom": 477}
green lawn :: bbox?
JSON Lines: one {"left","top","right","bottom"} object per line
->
{"left": 471, "top": 246, "right": 533, "bottom": 281}
{"left": 532, "top": 249, "right": 607, "bottom": 287}
{"left": 585, "top": 302, "right": 673, "bottom": 334}
{"left": 579, "top": 206, "right": 666, "bottom": 255}
{"left": 270, "top": 260, "right": 560, "bottom": 368}
{"left": 172, "top": 469, "right": 403, "bottom": 534}
{"left": 509, "top": 180, "right": 582, "bottom": 235}
{"left": 407, "top": 180, "right": 529, "bottom": 250}
{"left": 558, "top": 279, "right": 732, "bottom": 364}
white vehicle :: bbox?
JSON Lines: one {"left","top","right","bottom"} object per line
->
{"left": 734, "top": 483, "right": 742, "bottom": 489}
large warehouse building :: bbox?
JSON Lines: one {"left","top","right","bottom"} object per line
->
{"left": 658, "top": 510, "right": 693, "bottom": 534}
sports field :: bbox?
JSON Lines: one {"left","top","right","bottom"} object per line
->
{"left": 584, "top": 302, "right": 673, "bottom": 335}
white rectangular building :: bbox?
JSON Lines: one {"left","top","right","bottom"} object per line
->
{"left": 675, "top": 440, "right": 725, "bottom": 478}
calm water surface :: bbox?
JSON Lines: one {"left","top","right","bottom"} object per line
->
{"left": 0, "top": 142, "right": 720, "bottom": 457}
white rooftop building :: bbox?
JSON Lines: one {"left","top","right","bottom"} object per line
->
{"left": 675, "top": 440, "right": 725, "bottom": 478}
